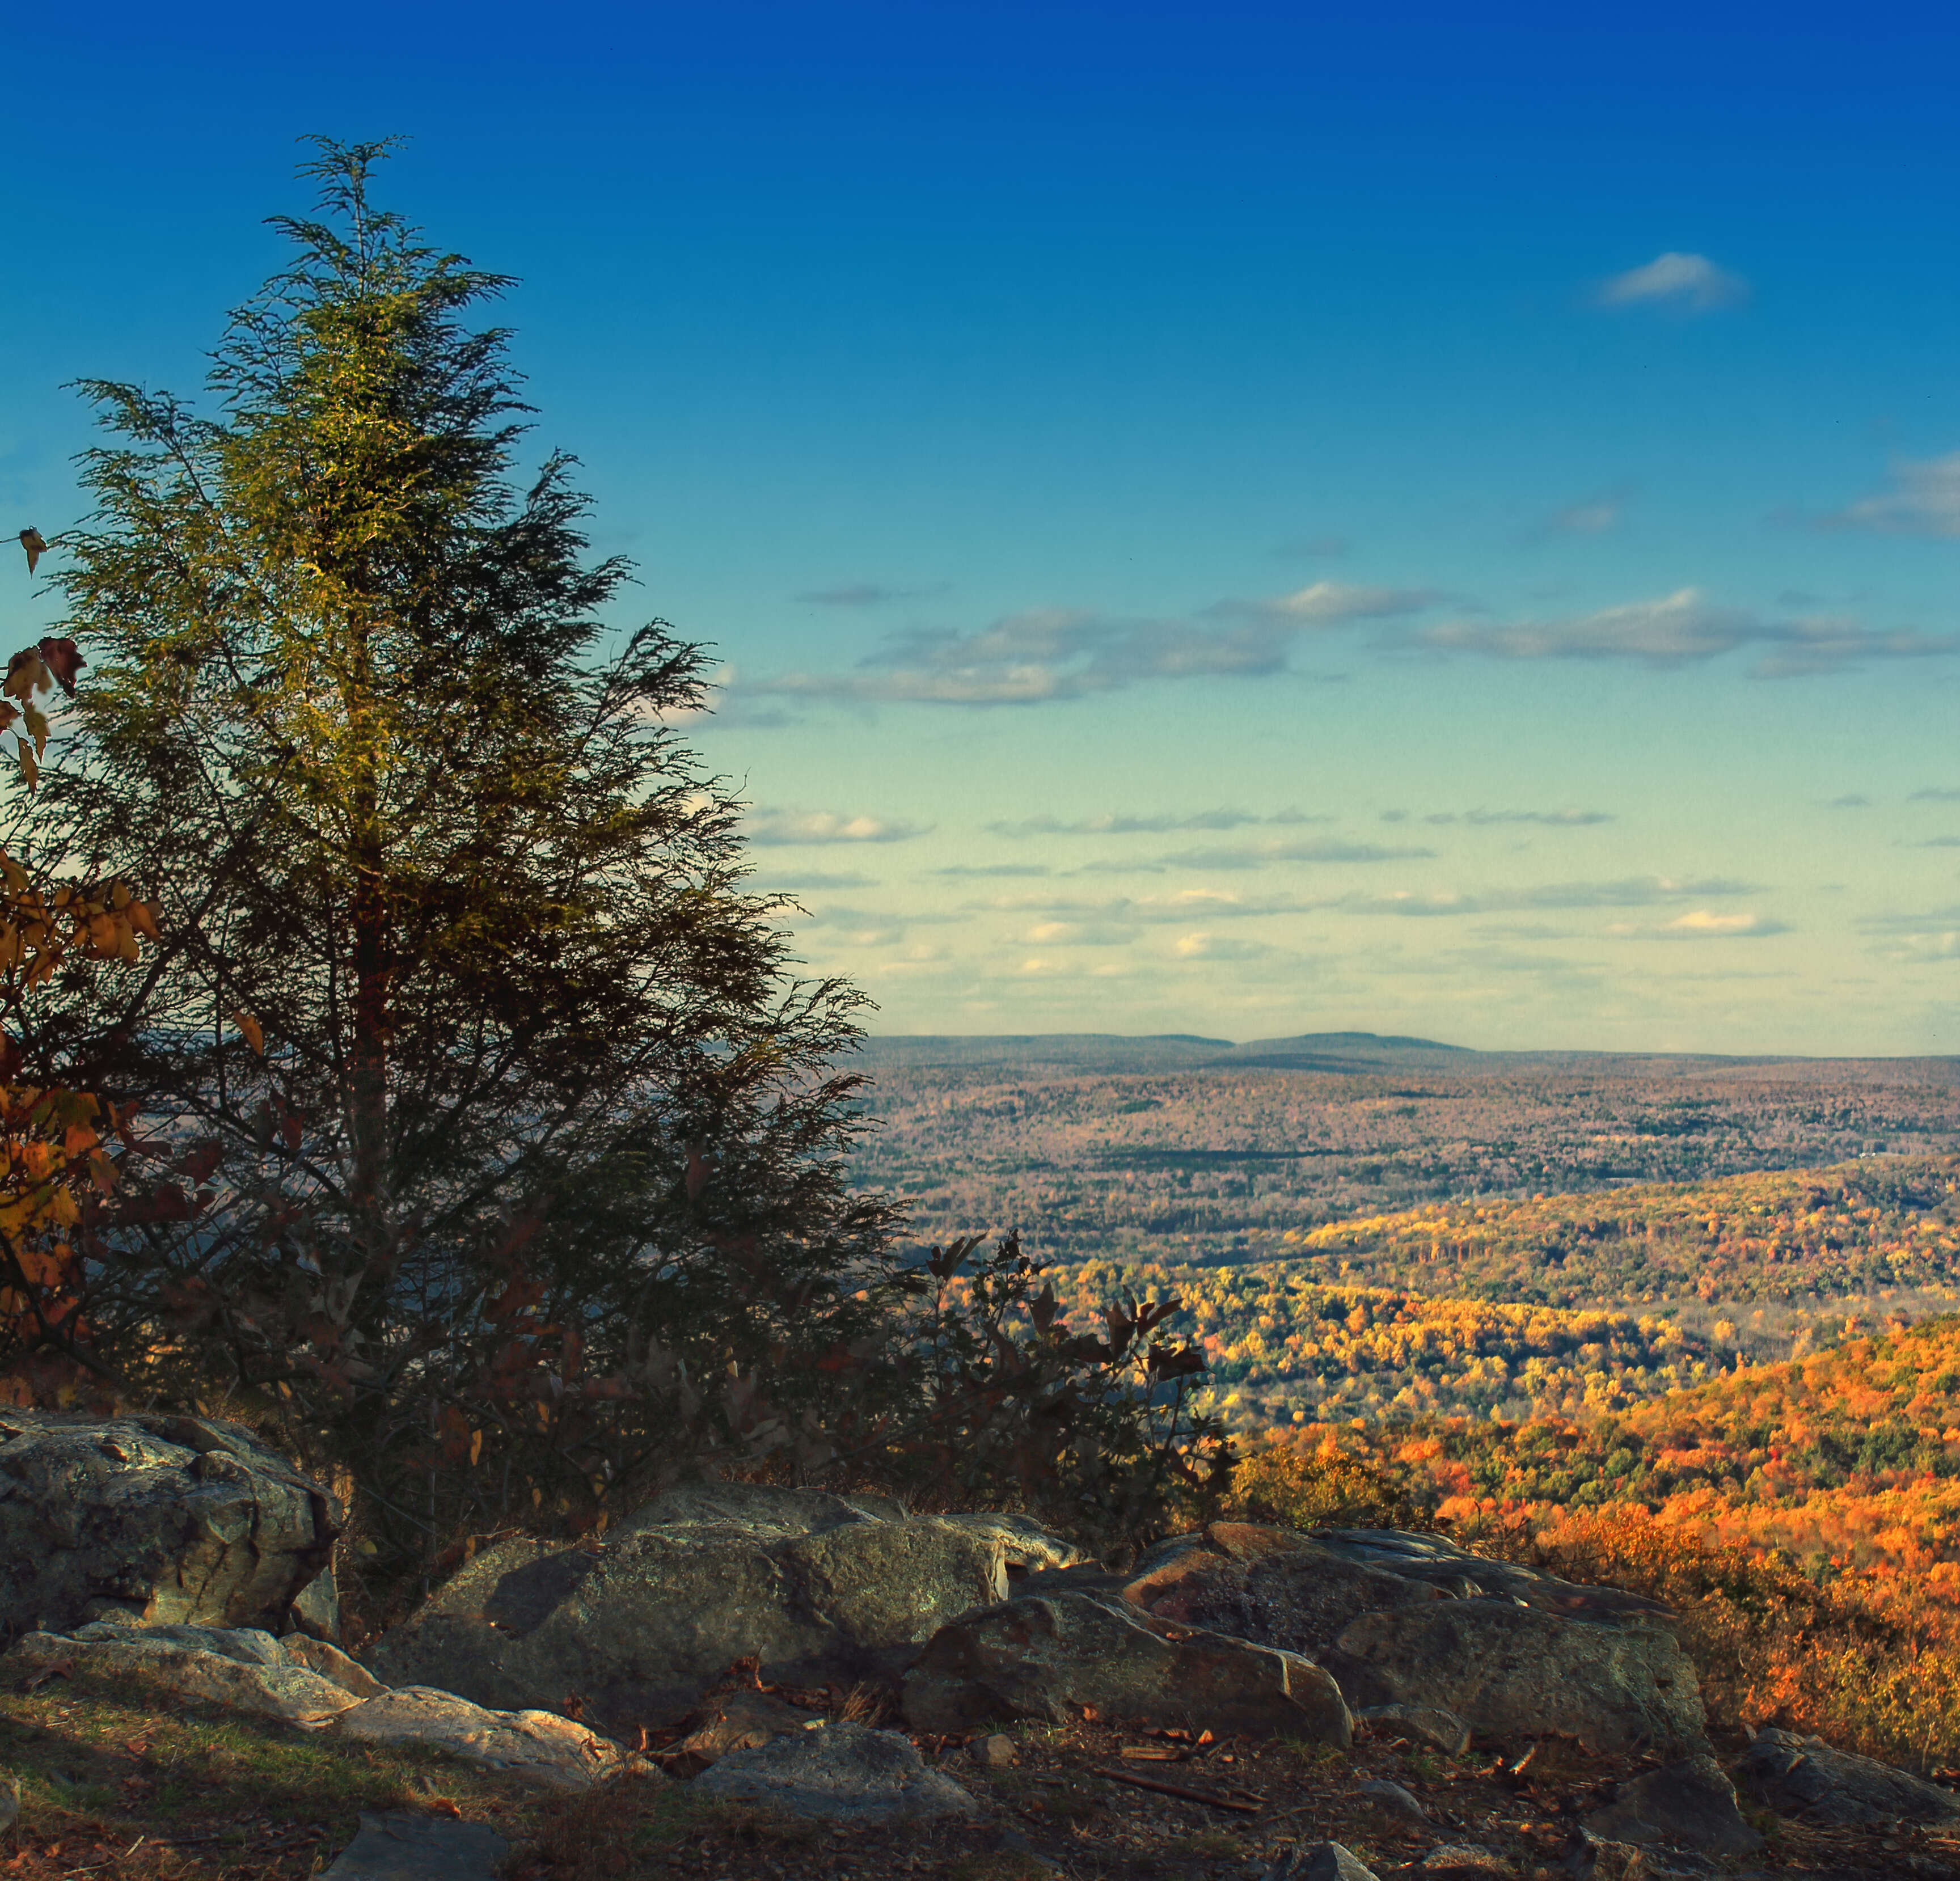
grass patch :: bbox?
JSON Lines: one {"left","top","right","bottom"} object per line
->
{"left": 0, "top": 1660, "right": 541, "bottom": 1881}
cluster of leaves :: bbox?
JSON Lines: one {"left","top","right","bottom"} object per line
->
{"left": 0, "top": 604, "right": 170, "bottom": 1407}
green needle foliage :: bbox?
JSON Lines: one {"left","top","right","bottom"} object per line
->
{"left": 31, "top": 140, "right": 901, "bottom": 1575}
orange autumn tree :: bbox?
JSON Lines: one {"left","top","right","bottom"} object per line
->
{"left": 0, "top": 529, "right": 159, "bottom": 1405}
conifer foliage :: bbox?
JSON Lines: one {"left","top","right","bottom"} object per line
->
{"left": 36, "top": 141, "right": 901, "bottom": 1568}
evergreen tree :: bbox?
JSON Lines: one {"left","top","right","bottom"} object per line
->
{"left": 36, "top": 141, "right": 899, "bottom": 1567}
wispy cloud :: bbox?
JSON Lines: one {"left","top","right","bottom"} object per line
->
{"left": 746, "top": 809, "right": 932, "bottom": 845}
{"left": 745, "top": 584, "right": 1438, "bottom": 708}
{"left": 1024, "top": 919, "right": 1137, "bottom": 946}
{"left": 1349, "top": 876, "right": 1755, "bottom": 918}
{"left": 1826, "top": 794, "right": 1872, "bottom": 810}
{"left": 989, "top": 809, "right": 1321, "bottom": 838}
{"left": 1614, "top": 909, "right": 1791, "bottom": 939}
{"left": 1913, "top": 788, "right": 1960, "bottom": 803}
{"left": 931, "top": 862, "right": 1054, "bottom": 878}
{"left": 796, "top": 581, "right": 947, "bottom": 606}
{"left": 1596, "top": 251, "right": 1748, "bottom": 312}
{"left": 1531, "top": 490, "right": 1630, "bottom": 539}
{"left": 975, "top": 889, "right": 1323, "bottom": 923}
{"left": 1161, "top": 838, "right": 1436, "bottom": 871}
{"left": 1173, "top": 932, "right": 1274, "bottom": 961}
{"left": 1420, "top": 587, "right": 1960, "bottom": 676}
{"left": 1828, "top": 452, "right": 1960, "bottom": 538}
{"left": 1422, "top": 809, "right": 1613, "bottom": 827}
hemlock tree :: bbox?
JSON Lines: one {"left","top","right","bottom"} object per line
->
{"left": 37, "top": 141, "right": 901, "bottom": 1567}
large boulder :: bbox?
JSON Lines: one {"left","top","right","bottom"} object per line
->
{"left": 1733, "top": 1726, "right": 1960, "bottom": 1826}
{"left": 901, "top": 1589, "right": 1353, "bottom": 1743}
{"left": 0, "top": 1410, "right": 339, "bottom": 1638}
{"left": 368, "top": 1483, "right": 1082, "bottom": 1732}
{"left": 1091, "top": 1524, "right": 1704, "bottom": 1756}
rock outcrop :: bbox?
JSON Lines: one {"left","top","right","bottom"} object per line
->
{"left": 1583, "top": 1753, "right": 1763, "bottom": 1856}
{"left": 368, "top": 1483, "right": 1082, "bottom": 1731}
{"left": 328, "top": 1686, "right": 632, "bottom": 1789}
{"left": 1733, "top": 1726, "right": 1960, "bottom": 1825}
{"left": 0, "top": 1411, "right": 339, "bottom": 1639}
{"left": 6, "top": 1620, "right": 370, "bottom": 1724}
{"left": 901, "top": 1588, "right": 1353, "bottom": 1741}
{"left": 1101, "top": 1524, "right": 1704, "bottom": 1755}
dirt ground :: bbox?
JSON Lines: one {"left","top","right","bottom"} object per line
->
{"left": 0, "top": 1661, "right": 1945, "bottom": 1881}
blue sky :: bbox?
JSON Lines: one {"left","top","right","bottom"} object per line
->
{"left": 7, "top": 2, "right": 1960, "bottom": 1052}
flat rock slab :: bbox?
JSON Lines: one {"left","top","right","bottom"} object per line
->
{"left": 1585, "top": 1753, "right": 1762, "bottom": 1857}
{"left": 321, "top": 1814, "right": 508, "bottom": 1881}
{"left": 901, "top": 1589, "right": 1353, "bottom": 1743}
{"left": 1733, "top": 1726, "right": 1960, "bottom": 1826}
{"left": 331, "top": 1686, "right": 628, "bottom": 1790}
{"left": 5, "top": 1623, "right": 366, "bottom": 1725}
{"left": 369, "top": 1483, "right": 1082, "bottom": 1732}
{"left": 691, "top": 1719, "right": 979, "bottom": 1823}
{"left": 0, "top": 1411, "right": 337, "bottom": 1638}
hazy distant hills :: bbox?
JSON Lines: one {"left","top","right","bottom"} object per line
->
{"left": 853, "top": 1030, "right": 1475, "bottom": 1072}
{"left": 853, "top": 1032, "right": 1960, "bottom": 1075}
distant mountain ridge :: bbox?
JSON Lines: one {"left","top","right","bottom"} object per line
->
{"left": 852, "top": 1030, "right": 1472, "bottom": 1072}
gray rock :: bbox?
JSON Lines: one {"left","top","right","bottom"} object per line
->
{"left": 320, "top": 1813, "right": 508, "bottom": 1881}
{"left": 0, "top": 1411, "right": 339, "bottom": 1638}
{"left": 691, "top": 1718, "right": 979, "bottom": 1823}
{"left": 1111, "top": 1523, "right": 1703, "bottom": 1756}
{"left": 901, "top": 1589, "right": 1353, "bottom": 1743}
{"left": 4, "top": 1623, "right": 365, "bottom": 1724}
{"left": 1733, "top": 1726, "right": 1960, "bottom": 1826}
{"left": 330, "top": 1686, "right": 628, "bottom": 1789}
{"left": 1585, "top": 1755, "right": 1763, "bottom": 1857}
{"left": 1323, "top": 1596, "right": 1705, "bottom": 1757}
{"left": 1124, "top": 1525, "right": 1674, "bottom": 1656}
{"left": 289, "top": 1560, "right": 342, "bottom": 1643}
{"left": 0, "top": 1775, "right": 17, "bottom": 1837}
{"left": 1294, "top": 1844, "right": 1380, "bottom": 1881}
{"left": 1358, "top": 1776, "right": 1427, "bottom": 1823}
{"left": 369, "top": 1483, "right": 1079, "bottom": 1732}
{"left": 969, "top": 1731, "right": 1017, "bottom": 1768}
{"left": 1357, "top": 1702, "right": 1471, "bottom": 1759}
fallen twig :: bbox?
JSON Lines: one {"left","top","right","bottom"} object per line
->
{"left": 1089, "top": 1765, "right": 1264, "bottom": 1814}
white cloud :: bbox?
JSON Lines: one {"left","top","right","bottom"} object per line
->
{"left": 1421, "top": 588, "right": 1960, "bottom": 675}
{"left": 990, "top": 808, "right": 1321, "bottom": 837}
{"left": 1162, "top": 838, "right": 1436, "bottom": 870}
{"left": 1173, "top": 932, "right": 1274, "bottom": 961}
{"left": 1024, "top": 919, "right": 1137, "bottom": 946}
{"left": 1831, "top": 452, "right": 1960, "bottom": 538}
{"left": 1605, "top": 909, "right": 1790, "bottom": 939}
{"left": 1350, "top": 876, "right": 1755, "bottom": 918}
{"left": 746, "top": 809, "right": 932, "bottom": 845}
{"left": 744, "top": 586, "right": 1438, "bottom": 708}
{"left": 1596, "top": 252, "right": 1748, "bottom": 312}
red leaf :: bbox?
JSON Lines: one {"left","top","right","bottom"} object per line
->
{"left": 35, "top": 637, "right": 85, "bottom": 698}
